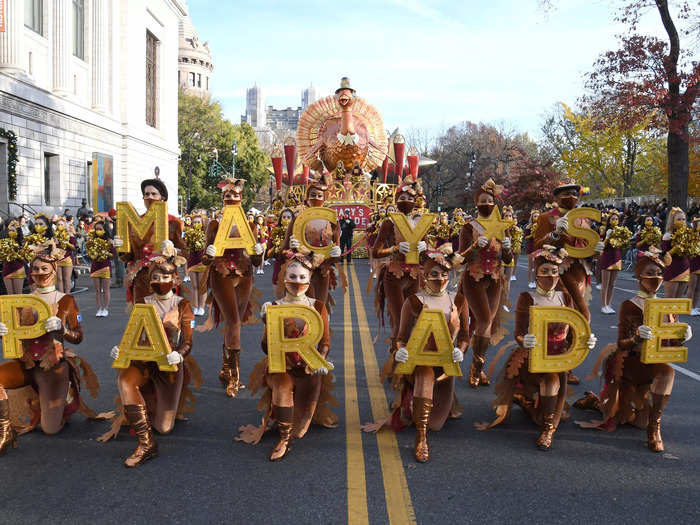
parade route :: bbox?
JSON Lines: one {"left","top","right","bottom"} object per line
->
{"left": 0, "top": 261, "right": 698, "bottom": 524}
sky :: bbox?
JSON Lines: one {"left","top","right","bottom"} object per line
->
{"left": 185, "top": 0, "right": 678, "bottom": 142}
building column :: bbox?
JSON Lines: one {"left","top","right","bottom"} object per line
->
{"left": 53, "top": 0, "right": 72, "bottom": 95}
{"left": 0, "top": 0, "right": 26, "bottom": 74}
{"left": 91, "top": 0, "right": 109, "bottom": 111}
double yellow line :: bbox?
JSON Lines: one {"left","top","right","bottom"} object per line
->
{"left": 344, "top": 263, "right": 416, "bottom": 525}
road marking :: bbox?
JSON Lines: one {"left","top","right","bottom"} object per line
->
{"left": 349, "top": 265, "right": 416, "bottom": 525}
{"left": 343, "top": 263, "right": 369, "bottom": 525}
{"left": 670, "top": 364, "right": 700, "bottom": 382}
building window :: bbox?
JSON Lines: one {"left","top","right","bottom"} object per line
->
{"left": 206, "top": 76, "right": 209, "bottom": 91}
{"left": 145, "top": 31, "right": 159, "bottom": 128}
{"left": 44, "top": 153, "right": 60, "bottom": 205}
{"left": 24, "top": 0, "right": 43, "bottom": 35}
{"left": 197, "top": 73, "right": 201, "bottom": 88}
{"left": 72, "top": 0, "right": 84, "bottom": 59}
{"left": 188, "top": 72, "right": 195, "bottom": 87}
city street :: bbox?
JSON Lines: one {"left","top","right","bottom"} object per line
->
{"left": 1, "top": 260, "right": 698, "bottom": 524}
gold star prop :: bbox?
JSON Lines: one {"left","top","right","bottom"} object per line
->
{"left": 476, "top": 206, "right": 511, "bottom": 241}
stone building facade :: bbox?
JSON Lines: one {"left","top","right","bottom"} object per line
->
{"left": 0, "top": 0, "right": 186, "bottom": 218}
{"left": 177, "top": 11, "right": 213, "bottom": 99}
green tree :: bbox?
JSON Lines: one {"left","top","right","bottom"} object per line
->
{"left": 541, "top": 102, "right": 668, "bottom": 198}
{"left": 178, "top": 91, "right": 269, "bottom": 211}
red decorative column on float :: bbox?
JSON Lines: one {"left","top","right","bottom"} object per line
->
{"left": 284, "top": 137, "right": 297, "bottom": 186}
{"left": 407, "top": 146, "right": 419, "bottom": 181}
{"left": 381, "top": 156, "right": 389, "bottom": 183}
{"left": 393, "top": 134, "right": 405, "bottom": 185}
{"left": 271, "top": 144, "right": 284, "bottom": 191}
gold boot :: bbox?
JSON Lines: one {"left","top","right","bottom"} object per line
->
{"left": 469, "top": 335, "right": 489, "bottom": 388}
{"left": 123, "top": 404, "right": 158, "bottom": 468}
{"left": 536, "top": 395, "right": 558, "bottom": 451}
{"left": 412, "top": 397, "right": 433, "bottom": 463}
{"left": 218, "top": 345, "right": 231, "bottom": 386}
{"left": 647, "top": 393, "right": 669, "bottom": 453}
{"left": 270, "top": 406, "right": 293, "bottom": 461}
{"left": 225, "top": 349, "right": 244, "bottom": 398}
{"left": 0, "top": 400, "right": 18, "bottom": 455}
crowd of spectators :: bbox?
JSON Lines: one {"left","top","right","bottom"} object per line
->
{"left": 0, "top": 198, "right": 125, "bottom": 293}
{"left": 587, "top": 199, "right": 699, "bottom": 232}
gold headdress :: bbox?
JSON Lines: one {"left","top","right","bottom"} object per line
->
{"left": 218, "top": 177, "right": 246, "bottom": 193}
{"left": 532, "top": 244, "right": 567, "bottom": 267}
{"left": 31, "top": 239, "right": 66, "bottom": 264}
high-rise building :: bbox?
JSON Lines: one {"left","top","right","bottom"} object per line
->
{"left": 266, "top": 106, "right": 301, "bottom": 130}
{"left": 178, "top": 9, "right": 214, "bottom": 99}
{"left": 241, "top": 82, "right": 318, "bottom": 152}
{"left": 243, "top": 84, "right": 266, "bottom": 128}
{"left": 301, "top": 84, "right": 318, "bottom": 110}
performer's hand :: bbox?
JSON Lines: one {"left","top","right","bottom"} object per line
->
{"left": 112, "top": 235, "right": 124, "bottom": 248}
{"left": 205, "top": 244, "right": 217, "bottom": 257}
{"left": 555, "top": 216, "right": 568, "bottom": 233}
{"left": 394, "top": 347, "right": 409, "bottom": 363}
{"left": 586, "top": 333, "right": 598, "bottom": 350}
{"left": 594, "top": 241, "right": 605, "bottom": 254}
{"left": 167, "top": 352, "right": 184, "bottom": 365}
{"left": 44, "top": 316, "right": 62, "bottom": 332}
{"left": 684, "top": 325, "right": 693, "bottom": 342}
{"left": 637, "top": 324, "right": 653, "bottom": 340}
{"left": 398, "top": 241, "right": 411, "bottom": 255}
{"left": 314, "top": 366, "right": 329, "bottom": 375}
{"left": 160, "top": 239, "right": 175, "bottom": 255}
{"left": 329, "top": 245, "right": 342, "bottom": 258}
{"left": 452, "top": 348, "right": 464, "bottom": 363}
{"left": 110, "top": 346, "right": 120, "bottom": 360}
{"left": 289, "top": 235, "right": 301, "bottom": 250}
{"left": 501, "top": 237, "right": 511, "bottom": 251}
{"left": 662, "top": 232, "right": 672, "bottom": 242}
{"left": 522, "top": 333, "right": 537, "bottom": 348}
{"left": 477, "top": 236, "right": 488, "bottom": 248}
{"left": 416, "top": 241, "right": 427, "bottom": 253}
{"left": 0, "top": 322, "right": 8, "bottom": 336}
{"left": 254, "top": 242, "right": 265, "bottom": 255}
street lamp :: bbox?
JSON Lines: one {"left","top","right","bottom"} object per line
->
{"left": 436, "top": 163, "right": 442, "bottom": 212}
{"left": 232, "top": 139, "right": 238, "bottom": 178}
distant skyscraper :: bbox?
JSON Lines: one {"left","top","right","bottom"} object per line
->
{"left": 301, "top": 84, "right": 318, "bottom": 110}
{"left": 244, "top": 84, "right": 266, "bottom": 128}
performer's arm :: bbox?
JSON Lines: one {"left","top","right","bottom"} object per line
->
{"left": 202, "top": 220, "right": 219, "bottom": 265}
{"left": 371, "top": 219, "right": 396, "bottom": 259}
{"left": 62, "top": 295, "right": 83, "bottom": 345}
{"left": 316, "top": 301, "right": 331, "bottom": 358}
{"left": 176, "top": 299, "right": 194, "bottom": 357}
{"left": 169, "top": 218, "right": 186, "bottom": 252}
{"left": 395, "top": 296, "right": 420, "bottom": 350}
{"left": 457, "top": 223, "right": 476, "bottom": 258}
{"left": 454, "top": 294, "right": 470, "bottom": 352}
{"left": 513, "top": 293, "right": 533, "bottom": 347}
{"left": 617, "top": 301, "right": 641, "bottom": 351}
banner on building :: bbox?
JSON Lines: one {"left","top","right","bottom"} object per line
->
{"left": 92, "top": 153, "right": 114, "bottom": 213}
{"left": 0, "top": 0, "right": 5, "bottom": 33}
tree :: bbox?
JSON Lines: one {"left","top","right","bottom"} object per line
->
{"left": 581, "top": 1, "right": 699, "bottom": 208}
{"left": 429, "top": 122, "right": 538, "bottom": 210}
{"left": 541, "top": 102, "right": 668, "bottom": 198}
{"left": 502, "top": 153, "right": 561, "bottom": 212}
{"left": 178, "top": 91, "right": 269, "bottom": 211}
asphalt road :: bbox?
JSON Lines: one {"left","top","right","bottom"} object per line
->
{"left": 1, "top": 259, "right": 698, "bottom": 525}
